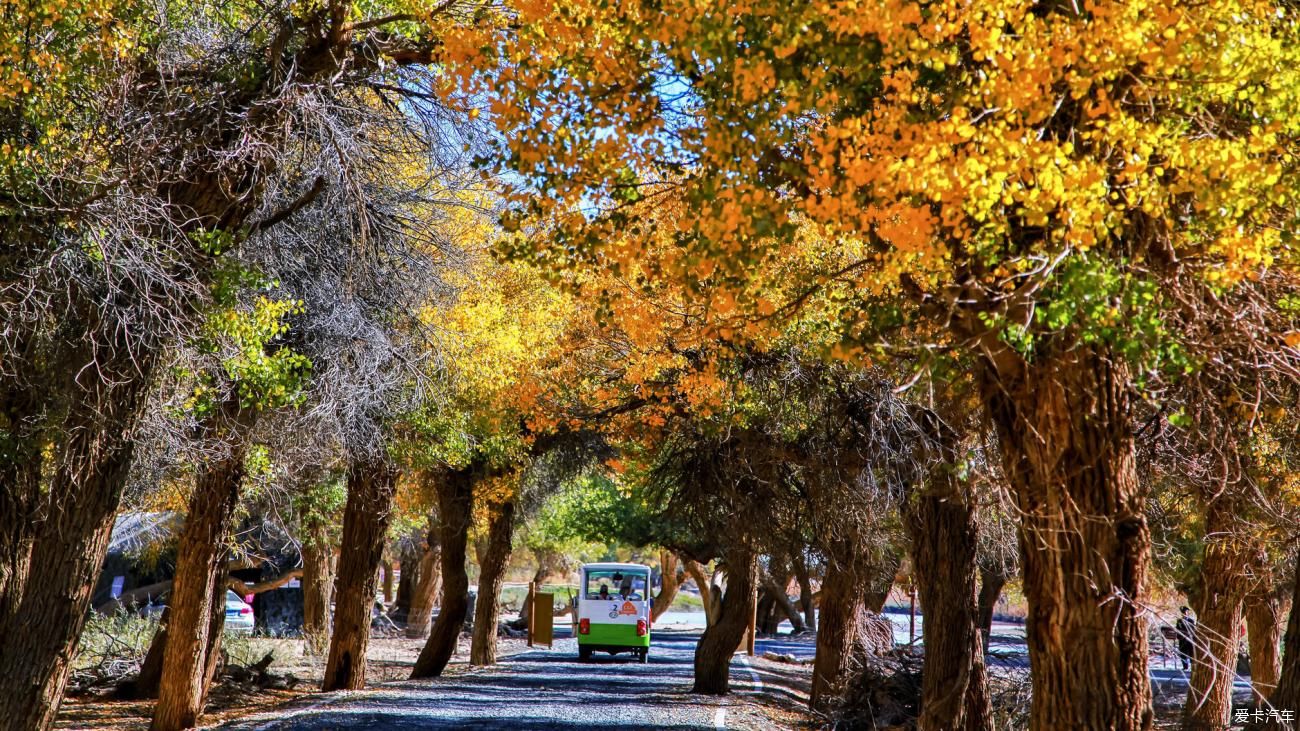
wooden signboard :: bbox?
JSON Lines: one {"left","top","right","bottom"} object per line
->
{"left": 528, "top": 582, "right": 555, "bottom": 648}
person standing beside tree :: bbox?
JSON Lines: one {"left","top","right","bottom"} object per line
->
{"left": 1176, "top": 606, "right": 1197, "bottom": 672}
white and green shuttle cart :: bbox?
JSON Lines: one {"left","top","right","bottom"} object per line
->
{"left": 574, "top": 562, "right": 652, "bottom": 662}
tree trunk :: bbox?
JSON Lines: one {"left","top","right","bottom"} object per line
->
{"left": 411, "top": 468, "right": 475, "bottom": 678}
{"left": 200, "top": 573, "right": 228, "bottom": 702}
{"left": 683, "top": 560, "right": 717, "bottom": 627}
{"left": 762, "top": 574, "right": 806, "bottom": 634}
{"left": 1246, "top": 590, "right": 1287, "bottom": 701}
{"left": 381, "top": 560, "right": 395, "bottom": 606}
{"left": 406, "top": 518, "right": 442, "bottom": 639}
{"left": 301, "top": 518, "right": 335, "bottom": 654}
{"left": 651, "top": 550, "right": 681, "bottom": 623}
{"left": 1266, "top": 551, "right": 1300, "bottom": 730}
{"left": 130, "top": 608, "right": 170, "bottom": 699}
{"left": 794, "top": 556, "right": 817, "bottom": 633}
{"left": 976, "top": 567, "right": 1007, "bottom": 654}
{"left": 1184, "top": 501, "right": 1254, "bottom": 731}
{"left": 394, "top": 550, "right": 417, "bottom": 621}
{"left": 693, "top": 549, "right": 757, "bottom": 695}
{"left": 152, "top": 407, "right": 253, "bottom": 731}
{"left": 863, "top": 550, "right": 900, "bottom": 614}
{"left": 0, "top": 411, "right": 41, "bottom": 635}
{"left": 755, "top": 593, "right": 776, "bottom": 635}
{"left": 322, "top": 459, "right": 400, "bottom": 692}
{"left": 0, "top": 424, "right": 140, "bottom": 731}
{"left": 811, "top": 559, "right": 867, "bottom": 711}
{"left": 979, "top": 347, "right": 1153, "bottom": 730}
{"left": 902, "top": 406, "right": 991, "bottom": 731}
{"left": 470, "top": 501, "right": 515, "bottom": 666}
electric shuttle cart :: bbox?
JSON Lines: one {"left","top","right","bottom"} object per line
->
{"left": 574, "top": 562, "right": 652, "bottom": 662}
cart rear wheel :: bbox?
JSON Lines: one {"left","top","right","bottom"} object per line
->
{"left": 639, "top": 648, "right": 648, "bottom": 663}
{"left": 579, "top": 646, "right": 592, "bottom": 661}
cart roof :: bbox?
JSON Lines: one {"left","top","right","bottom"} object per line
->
{"left": 581, "top": 562, "right": 650, "bottom": 573}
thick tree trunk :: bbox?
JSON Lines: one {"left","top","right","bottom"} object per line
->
{"left": 0, "top": 432, "right": 40, "bottom": 633}
{"left": 794, "top": 556, "right": 817, "bottom": 633}
{"left": 980, "top": 347, "right": 1153, "bottom": 730}
{"left": 322, "top": 459, "right": 400, "bottom": 692}
{"left": 152, "top": 408, "right": 253, "bottom": 731}
{"left": 811, "top": 560, "right": 867, "bottom": 711}
{"left": 301, "top": 519, "right": 335, "bottom": 654}
{"left": 0, "top": 429, "right": 139, "bottom": 731}
{"left": 1184, "top": 501, "right": 1253, "bottom": 731}
{"left": 651, "top": 550, "right": 681, "bottom": 623}
{"left": 1246, "top": 591, "right": 1287, "bottom": 701}
{"left": 902, "top": 407, "right": 991, "bottom": 731}
{"left": 406, "top": 519, "right": 442, "bottom": 639}
{"left": 693, "top": 549, "right": 757, "bottom": 695}
{"left": 976, "top": 567, "right": 1007, "bottom": 653}
{"left": 411, "top": 468, "right": 475, "bottom": 678}
{"left": 1266, "top": 552, "right": 1300, "bottom": 730}
{"left": 470, "top": 501, "right": 515, "bottom": 666}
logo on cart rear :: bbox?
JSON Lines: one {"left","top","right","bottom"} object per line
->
{"left": 618, "top": 601, "right": 638, "bottom": 616}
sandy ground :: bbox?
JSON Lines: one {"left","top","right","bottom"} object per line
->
{"left": 55, "top": 634, "right": 534, "bottom": 730}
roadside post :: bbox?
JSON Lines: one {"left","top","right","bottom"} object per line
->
{"left": 747, "top": 585, "right": 757, "bottom": 656}
{"left": 909, "top": 580, "right": 916, "bottom": 645}
{"left": 527, "top": 581, "right": 535, "bottom": 647}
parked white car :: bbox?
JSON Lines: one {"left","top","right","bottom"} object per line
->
{"left": 140, "top": 589, "right": 255, "bottom": 634}
{"left": 224, "top": 590, "right": 255, "bottom": 634}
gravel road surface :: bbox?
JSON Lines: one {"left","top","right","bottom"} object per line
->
{"left": 215, "top": 628, "right": 797, "bottom": 730}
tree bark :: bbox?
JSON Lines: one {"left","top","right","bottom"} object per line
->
{"left": 321, "top": 459, "right": 400, "bottom": 692}
{"left": 651, "top": 550, "right": 682, "bottom": 623}
{"left": 811, "top": 559, "right": 867, "bottom": 711}
{"left": 0, "top": 399, "right": 41, "bottom": 636}
{"left": 793, "top": 556, "right": 817, "bottom": 633}
{"left": 1266, "top": 550, "right": 1300, "bottom": 730}
{"left": 755, "top": 592, "right": 776, "bottom": 635}
{"left": 301, "top": 518, "right": 335, "bottom": 654}
{"left": 411, "top": 468, "right": 475, "bottom": 678}
{"left": 863, "top": 550, "right": 900, "bottom": 614}
{"left": 683, "top": 559, "right": 717, "bottom": 627}
{"left": 381, "top": 560, "right": 395, "bottom": 606}
{"left": 979, "top": 346, "right": 1153, "bottom": 730}
{"left": 130, "top": 607, "right": 171, "bottom": 699}
{"left": 901, "top": 406, "right": 992, "bottom": 731}
{"left": 470, "top": 501, "right": 515, "bottom": 666}
{"left": 152, "top": 407, "right": 253, "bottom": 731}
{"left": 693, "top": 549, "right": 757, "bottom": 694}
{"left": 976, "top": 567, "right": 1007, "bottom": 654}
{"left": 1246, "top": 590, "right": 1287, "bottom": 701}
{"left": 1184, "top": 500, "right": 1254, "bottom": 731}
{"left": 762, "top": 574, "right": 806, "bottom": 634}
{"left": 406, "top": 518, "right": 442, "bottom": 640}
{"left": 395, "top": 547, "right": 418, "bottom": 621}
{"left": 0, "top": 415, "right": 142, "bottom": 731}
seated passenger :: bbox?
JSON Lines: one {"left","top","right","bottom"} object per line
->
{"left": 598, "top": 585, "right": 611, "bottom": 600}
